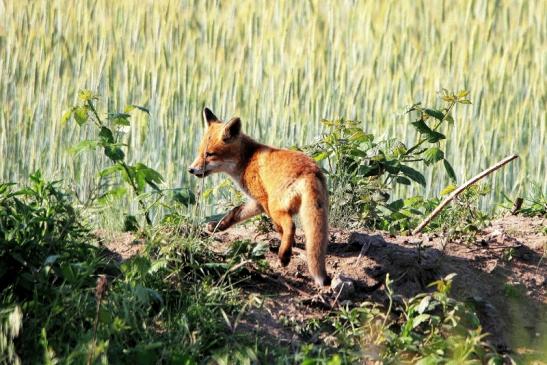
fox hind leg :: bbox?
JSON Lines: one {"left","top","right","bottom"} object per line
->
{"left": 270, "top": 210, "right": 295, "bottom": 267}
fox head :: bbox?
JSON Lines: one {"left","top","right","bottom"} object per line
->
{"left": 188, "top": 107, "right": 242, "bottom": 178}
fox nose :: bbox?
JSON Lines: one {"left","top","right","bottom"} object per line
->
{"left": 188, "top": 167, "right": 197, "bottom": 175}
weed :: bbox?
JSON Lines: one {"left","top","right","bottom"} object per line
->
{"left": 289, "top": 274, "right": 507, "bottom": 364}
{"left": 429, "top": 184, "right": 492, "bottom": 246}
{"left": 502, "top": 181, "right": 547, "bottom": 218}
{"left": 63, "top": 91, "right": 164, "bottom": 227}
{"left": 303, "top": 90, "right": 470, "bottom": 231}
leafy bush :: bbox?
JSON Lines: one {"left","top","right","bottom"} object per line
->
{"left": 303, "top": 90, "right": 471, "bottom": 231}
{"left": 0, "top": 172, "right": 111, "bottom": 361}
{"left": 0, "top": 173, "right": 259, "bottom": 363}
{"left": 0, "top": 171, "right": 98, "bottom": 297}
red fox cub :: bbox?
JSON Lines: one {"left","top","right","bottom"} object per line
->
{"left": 189, "top": 108, "right": 331, "bottom": 286}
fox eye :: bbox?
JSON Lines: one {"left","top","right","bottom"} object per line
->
{"left": 205, "top": 151, "right": 216, "bottom": 157}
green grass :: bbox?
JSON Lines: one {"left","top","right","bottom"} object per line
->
{"left": 1, "top": 175, "right": 510, "bottom": 364}
{"left": 1, "top": 0, "right": 545, "bottom": 214}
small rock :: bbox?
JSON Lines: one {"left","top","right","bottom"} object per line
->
{"left": 331, "top": 274, "right": 355, "bottom": 300}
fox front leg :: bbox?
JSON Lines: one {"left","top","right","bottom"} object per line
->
{"left": 207, "top": 199, "right": 263, "bottom": 232}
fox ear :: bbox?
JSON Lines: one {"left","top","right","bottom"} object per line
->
{"left": 203, "top": 107, "right": 219, "bottom": 126}
{"left": 222, "top": 117, "right": 241, "bottom": 142}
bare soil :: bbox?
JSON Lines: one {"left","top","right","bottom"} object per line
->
{"left": 100, "top": 215, "right": 547, "bottom": 358}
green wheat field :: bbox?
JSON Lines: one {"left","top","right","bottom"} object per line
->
{"left": 1, "top": 0, "right": 545, "bottom": 210}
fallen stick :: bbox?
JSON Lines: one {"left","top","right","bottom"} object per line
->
{"left": 412, "top": 154, "right": 519, "bottom": 235}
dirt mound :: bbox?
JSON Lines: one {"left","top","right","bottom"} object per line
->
{"left": 213, "top": 215, "right": 546, "bottom": 354}
{"left": 100, "top": 215, "right": 546, "bottom": 356}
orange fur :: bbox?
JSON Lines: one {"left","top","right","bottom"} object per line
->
{"left": 189, "top": 108, "right": 330, "bottom": 286}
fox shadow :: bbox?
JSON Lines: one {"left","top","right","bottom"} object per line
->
{"left": 246, "top": 231, "right": 546, "bottom": 353}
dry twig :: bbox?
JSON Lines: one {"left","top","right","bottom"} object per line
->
{"left": 413, "top": 154, "right": 519, "bottom": 235}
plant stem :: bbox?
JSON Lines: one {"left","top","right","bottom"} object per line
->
{"left": 88, "top": 99, "right": 152, "bottom": 226}
{"left": 405, "top": 101, "right": 456, "bottom": 156}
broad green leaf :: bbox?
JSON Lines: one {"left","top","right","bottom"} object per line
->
{"left": 97, "top": 186, "right": 127, "bottom": 204}
{"left": 383, "top": 159, "right": 401, "bottom": 174}
{"left": 412, "top": 120, "right": 445, "bottom": 142}
{"left": 415, "top": 355, "right": 440, "bottom": 365}
{"left": 60, "top": 109, "right": 73, "bottom": 125}
{"left": 396, "top": 176, "right": 411, "bottom": 185}
{"left": 313, "top": 151, "right": 329, "bottom": 161}
{"left": 349, "top": 130, "right": 373, "bottom": 143}
{"left": 73, "top": 106, "right": 89, "bottom": 125}
{"left": 399, "top": 165, "right": 426, "bottom": 187}
{"left": 173, "top": 189, "right": 196, "bottom": 206}
{"left": 99, "top": 164, "right": 124, "bottom": 177}
{"left": 416, "top": 296, "right": 431, "bottom": 314}
{"left": 348, "top": 149, "right": 367, "bottom": 157}
{"left": 108, "top": 113, "right": 131, "bottom": 126}
{"left": 69, "top": 140, "right": 99, "bottom": 155}
{"left": 138, "top": 163, "right": 164, "bottom": 184}
{"left": 104, "top": 146, "right": 125, "bottom": 161}
{"left": 412, "top": 313, "right": 430, "bottom": 328}
{"left": 459, "top": 99, "right": 472, "bottom": 104}
{"left": 387, "top": 199, "right": 404, "bottom": 211}
{"left": 424, "top": 108, "right": 444, "bottom": 121}
{"left": 132, "top": 163, "right": 163, "bottom": 192}
{"left": 443, "top": 159, "right": 457, "bottom": 181}
{"left": 98, "top": 126, "right": 114, "bottom": 144}
{"left": 359, "top": 164, "right": 380, "bottom": 177}
{"left": 411, "top": 120, "right": 432, "bottom": 134}
{"left": 426, "top": 131, "right": 446, "bottom": 143}
{"left": 444, "top": 114, "right": 454, "bottom": 124}
{"left": 423, "top": 147, "right": 444, "bottom": 165}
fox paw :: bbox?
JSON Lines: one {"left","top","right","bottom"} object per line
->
{"left": 278, "top": 249, "right": 292, "bottom": 267}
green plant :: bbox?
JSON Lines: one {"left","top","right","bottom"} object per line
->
{"left": 430, "top": 184, "right": 491, "bottom": 245}
{"left": 0, "top": 172, "right": 112, "bottom": 361}
{"left": 291, "top": 274, "right": 506, "bottom": 364}
{"left": 0, "top": 171, "right": 99, "bottom": 296}
{"left": 303, "top": 90, "right": 470, "bottom": 230}
{"left": 0, "top": 171, "right": 269, "bottom": 363}
{"left": 501, "top": 181, "right": 547, "bottom": 217}
{"left": 63, "top": 90, "right": 163, "bottom": 227}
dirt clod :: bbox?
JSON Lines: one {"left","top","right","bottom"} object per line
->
{"left": 331, "top": 274, "right": 356, "bottom": 301}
